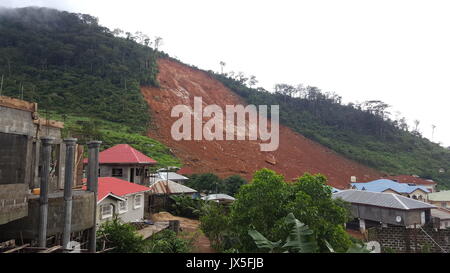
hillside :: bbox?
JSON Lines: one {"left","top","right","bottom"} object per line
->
{"left": 208, "top": 71, "right": 450, "bottom": 189}
{"left": 1, "top": 7, "right": 448, "bottom": 188}
{"left": 141, "top": 58, "right": 383, "bottom": 188}
{"left": 0, "top": 6, "right": 158, "bottom": 132}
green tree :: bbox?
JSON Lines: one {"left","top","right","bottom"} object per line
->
{"left": 222, "top": 175, "right": 247, "bottom": 196}
{"left": 146, "top": 230, "right": 191, "bottom": 253}
{"left": 228, "top": 169, "right": 352, "bottom": 252}
{"left": 187, "top": 173, "right": 224, "bottom": 194}
{"left": 96, "top": 217, "right": 146, "bottom": 253}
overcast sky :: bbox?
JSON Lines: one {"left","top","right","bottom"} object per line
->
{"left": 3, "top": 0, "right": 450, "bottom": 146}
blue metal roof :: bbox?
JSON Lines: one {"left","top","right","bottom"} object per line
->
{"left": 351, "top": 179, "right": 429, "bottom": 194}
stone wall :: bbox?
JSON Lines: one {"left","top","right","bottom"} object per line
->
{"left": 368, "top": 226, "right": 450, "bottom": 253}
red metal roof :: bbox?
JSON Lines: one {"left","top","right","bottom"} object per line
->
{"left": 83, "top": 144, "right": 157, "bottom": 165}
{"left": 82, "top": 177, "right": 151, "bottom": 202}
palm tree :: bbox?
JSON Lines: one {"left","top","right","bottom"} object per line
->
{"left": 219, "top": 61, "right": 226, "bottom": 74}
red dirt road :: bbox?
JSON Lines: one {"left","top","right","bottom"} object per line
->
{"left": 141, "top": 58, "right": 383, "bottom": 188}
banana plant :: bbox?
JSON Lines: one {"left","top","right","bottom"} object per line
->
{"left": 249, "top": 213, "right": 371, "bottom": 253}
{"left": 248, "top": 213, "right": 318, "bottom": 253}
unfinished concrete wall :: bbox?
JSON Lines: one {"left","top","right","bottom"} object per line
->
{"left": 0, "top": 184, "right": 29, "bottom": 225}
{"left": 0, "top": 132, "right": 28, "bottom": 185}
{"left": 0, "top": 190, "right": 95, "bottom": 240}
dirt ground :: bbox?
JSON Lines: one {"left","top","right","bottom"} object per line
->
{"left": 151, "top": 212, "right": 215, "bottom": 253}
{"left": 141, "top": 58, "right": 383, "bottom": 189}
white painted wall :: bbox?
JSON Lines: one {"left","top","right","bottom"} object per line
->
{"left": 97, "top": 193, "right": 146, "bottom": 225}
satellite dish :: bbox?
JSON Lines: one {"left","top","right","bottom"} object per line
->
{"left": 396, "top": 216, "right": 402, "bottom": 223}
{"left": 366, "top": 241, "right": 381, "bottom": 253}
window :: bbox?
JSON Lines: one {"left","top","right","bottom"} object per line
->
{"left": 112, "top": 168, "right": 123, "bottom": 177}
{"left": 442, "top": 202, "right": 447, "bottom": 208}
{"left": 118, "top": 199, "right": 128, "bottom": 213}
{"left": 136, "top": 168, "right": 141, "bottom": 176}
{"left": 100, "top": 204, "right": 113, "bottom": 219}
{"left": 134, "top": 194, "right": 143, "bottom": 209}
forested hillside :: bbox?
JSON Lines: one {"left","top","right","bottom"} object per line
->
{"left": 0, "top": 7, "right": 159, "bottom": 132}
{"left": 207, "top": 71, "right": 450, "bottom": 188}
{"left": 0, "top": 7, "right": 178, "bottom": 167}
{"left": 1, "top": 7, "right": 448, "bottom": 188}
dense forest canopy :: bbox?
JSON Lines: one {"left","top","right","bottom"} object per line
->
{"left": 0, "top": 6, "right": 160, "bottom": 132}
{"left": 206, "top": 70, "right": 450, "bottom": 188}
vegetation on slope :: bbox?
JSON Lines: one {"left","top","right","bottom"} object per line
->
{"left": 0, "top": 7, "right": 180, "bottom": 167}
{"left": 207, "top": 70, "right": 450, "bottom": 188}
{"left": 45, "top": 111, "right": 180, "bottom": 168}
{"left": 0, "top": 7, "right": 160, "bottom": 132}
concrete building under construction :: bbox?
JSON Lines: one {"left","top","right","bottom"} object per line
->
{"left": 0, "top": 95, "right": 101, "bottom": 253}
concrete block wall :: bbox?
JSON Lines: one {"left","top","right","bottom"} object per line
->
{"left": 368, "top": 226, "right": 450, "bottom": 253}
{"left": 0, "top": 190, "right": 95, "bottom": 241}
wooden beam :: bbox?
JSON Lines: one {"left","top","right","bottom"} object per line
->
{"left": 3, "top": 244, "right": 30, "bottom": 253}
{"left": 0, "top": 95, "right": 37, "bottom": 112}
{"left": 33, "top": 118, "right": 64, "bottom": 129}
{"left": 96, "top": 247, "right": 116, "bottom": 253}
{"left": 38, "top": 245, "right": 62, "bottom": 253}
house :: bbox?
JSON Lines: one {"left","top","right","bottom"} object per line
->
{"left": 430, "top": 208, "right": 450, "bottom": 229}
{"left": 385, "top": 175, "right": 437, "bottom": 193}
{"left": 333, "top": 190, "right": 436, "bottom": 232}
{"left": 147, "top": 179, "right": 197, "bottom": 213}
{"left": 83, "top": 177, "right": 151, "bottom": 224}
{"left": 202, "top": 194, "right": 236, "bottom": 204}
{"left": 149, "top": 179, "right": 197, "bottom": 196}
{"left": 427, "top": 190, "right": 450, "bottom": 209}
{"left": 351, "top": 179, "right": 430, "bottom": 201}
{"left": 156, "top": 172, "right": 189, "bottom": 184}
{"left": 84, "top": 144, "right": 157, "bottom": 185}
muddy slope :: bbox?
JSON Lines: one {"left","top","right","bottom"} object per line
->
{"left": 141, "top": 58, "right": 382, "bottom": 188}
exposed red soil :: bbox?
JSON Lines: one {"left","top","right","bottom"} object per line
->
{"left": 152, "top": 212, "right": 215, "bottom": 253}
{"left": 141, "top": 58, "right": 383, "bottom": 188}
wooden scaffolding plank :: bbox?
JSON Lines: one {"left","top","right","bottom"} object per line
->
{"left": 3, "top": 244, "right": 30, "bottom": 253}
{"left": 38, "top": 245, "right": 62, "bottom": 253}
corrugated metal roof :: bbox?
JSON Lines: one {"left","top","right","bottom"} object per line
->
{"left": 333, "top": 190, "right": 436, "bottom": 210}
{"left": 202, "top": 194, "right": 235, "bottom": 202}
{"left": 82, "top": 177, "right": 151, "bottom": 202}
{"left": 83, "top": 144, "right": 157, "bottom": 165}
{"left": 158, "top": 172, "right": 189, "bottom": 181}
{"left": 150, "top": 180, "right": 197, "bottom": 195}
{"left": 431, "top": 208, "right": 450, "bottom": 220}
{"left": 351, "top": 179, "right": 429, "bottom": 194}
{"left": 428, "top": 191, "right": 450, "bottom": 201}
